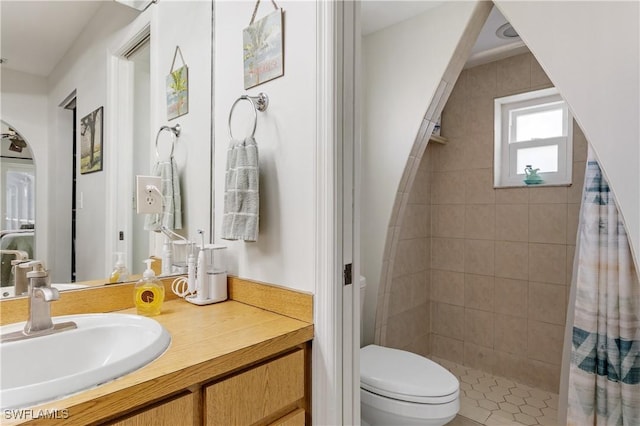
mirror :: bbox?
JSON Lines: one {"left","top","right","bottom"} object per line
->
{"left": 1, "top": 122, "right": 35, "bottom": 296}
{"left": 0, "top": 0, "right": 214, "bottom": 298}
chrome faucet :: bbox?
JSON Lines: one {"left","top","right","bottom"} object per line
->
{"left": 1, "top": 261, "right": 77, "bottom": 343}
{"left": 0, "top": 249, "right": 30, "bottom": 295}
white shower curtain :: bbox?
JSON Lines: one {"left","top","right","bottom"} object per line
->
{"left": 566, "top": 155, "right": 640, "bottom": 425}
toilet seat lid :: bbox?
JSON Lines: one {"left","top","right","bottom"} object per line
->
{"left": 360, "top": 345, "right": 459, "bottom": 404}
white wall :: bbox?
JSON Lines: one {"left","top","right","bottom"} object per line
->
{"left": 43, "top": 1, "right": 212, "bottom": 282}
{"left": 47, "top": 2, "right": 139, "bottom": 282}
{"left": 0, "top": 69, "right": 49, "bottom": 262}
{"left": 213, "top": 1, "right": 316, "bottom": 293}
{"left": 495, "top": 0, "right": 640, "bottom": 267}
{"left": 360, "top": 1, "right": 486, "bottom": 345}
{"left": 154, "top": 0, "right": 212, "bottom": 245}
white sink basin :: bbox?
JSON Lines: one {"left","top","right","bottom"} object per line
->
{"left": 0, "top": 313, "right": 171, "bottom": 409}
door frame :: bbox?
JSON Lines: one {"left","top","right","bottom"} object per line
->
{"left": 314, "top": 1, "right": 361, "bottom": 423}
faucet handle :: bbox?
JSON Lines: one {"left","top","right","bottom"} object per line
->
{"left": 34, "top": 287, "right": 60, "bottom": 302}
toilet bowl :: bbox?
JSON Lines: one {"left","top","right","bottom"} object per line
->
{"left": 359, "top": 277, "right": 459, "bottom": 425}
{"left": 360, "top": 345, "right": 459, "bottom": 425}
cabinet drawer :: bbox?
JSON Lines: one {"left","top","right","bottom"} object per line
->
{"left": 269, "top": 408, "right": 305, "bottom": 426}
{"left": 205, "top": 349, "right": 305, "bottom": 425}
{"left": 108, "top": 393, "right": 195, "bottom": 426}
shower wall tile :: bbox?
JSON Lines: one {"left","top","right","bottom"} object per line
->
{"left": 433, "top": 139, "right": 467, "bottom": 172}
{"left": 464, "top": 309, "right": 494, "bottom": 348}
{"left": 573, "top": 122, "right": 589, "bottom": 162}
{"left": 465, "top": 97, "right": 494, "bottom": 138}
{"left": 408, "top": 162, "right": 431, "bottom": 204}
{"left": 496, "top": 53, "right": 531, "bottom": 96}
{"left": 386, "top": 305, "right": 425, "bottom": 350}
{"left": 464, "top": 274, "right": 494, "bottom": 312}
{"left": 433, "top": 302, "right": 465, "bottom": 340}
{"left": 494, "top": 278, "right": 528, "bottom": 318}
{"left": 465, "top": 132, "right": 494, "bottom": 170}
{"left": 464, "top": 342, "right": 495, "bottom": 373}
{"left": 407, "top": 333, "right": 431, "bottom": 358}
{"left": 568, "top": 162, "right": 586, "bottom": 204}
{"left": 381, "top": 54, "right": 586, "bottom": 392}
{"left": 567, "top": 245, "right": 576, "bottom": 285}
{"left": 529, "top": 243, "right": 566, "bottom": 285}
{"left": 529, "top": 187, "right": 567, "bottom": 204}
{"left": 494, "top": 314, "right": 527, "bottom": 356}
{"left": 464, "top": 239, "right": 495, "bottom": 276}
{"left": 431, "top": 270, "right": 465, "bottom": 306}
{"left": 393, "top": 238, "right": 428, "bottom": 277}
{"left": 400, "top": 204, "right": 430, "bottom": 239}
{"left": 567, "top": 204, "right": 580, "bottom": 245}
{"left": 465, "top": 204, "right": 496, "bottom": 240}
{"left": 389, "top": 272, "right": 428, "bottom": 316}
{"left": 495, "top": 241, "right": 528, "bottom": 280}
{"left": 495, "top": 187, "right": 529, "bottom": 204}
{"left": 529, "top": 204, "right": 567, "bottom": 244}
{"left": 527, "top": 320, "right": 564, "bottom": 365}
{"left": 432, "top": 238, "right": 465, "bottom": 272}
{"left": 528, "top": 359, "right": 561, "bottom": 393}
{"left": 528, "top": 281, "right": 567, "bottom": 325}
{"left": 464, "top": 168, "right": 495, "bottom": 204}
{"left": 530, "top": 54, "right": 553, "bottom": 89}
{"left": 466, "top": 62, "right": 497, "bottom": 99}
{"left": 496, "top": 204, "right": 529, "bottom": 242}
{"left": 432, "top": 205, "right": 465, "bottom": 238}
{"left": 432, "top": 171, "right": 466, "bottom": 204}
{"left": 432, "top": 334, "right": 464, "bottom": 364}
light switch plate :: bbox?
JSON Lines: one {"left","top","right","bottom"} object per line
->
{"left": 136, "top": 175, "right": 162, "bottom": 214}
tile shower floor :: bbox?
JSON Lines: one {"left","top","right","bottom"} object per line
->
{"left": 431, "top": 357, "right": 560, "bottom": 426}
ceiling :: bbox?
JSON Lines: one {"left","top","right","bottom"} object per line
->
{"left": 360, "top": 1, "right": 526, "bottom": 66}
{"left": 0, "top": 1, "right": 105, "bottom": 77}
{"left": 2, "top": 1, "right": 523, "bottom": 78}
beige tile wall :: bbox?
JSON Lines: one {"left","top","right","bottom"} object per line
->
{"left": 427, "top": 52, "right": 587, "bottom": 393}
{"left": 383, "top": 155, "right": 432, "bottom": 357}
{"left": 385, "top": 52, "right": 587, "bottom": 393}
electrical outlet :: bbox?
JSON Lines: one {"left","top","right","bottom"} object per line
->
{"left": 136, "top": 175, "right": 162, "bottom": 214}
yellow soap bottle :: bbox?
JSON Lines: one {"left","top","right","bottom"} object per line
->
{"left": 134, "top": 259, "right": 164, "bottom": 316}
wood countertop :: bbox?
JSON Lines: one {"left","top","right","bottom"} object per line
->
{"left": 2, "top": 279, "right": 314, "bottom": 425}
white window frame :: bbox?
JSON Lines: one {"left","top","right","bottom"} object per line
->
{"left": 494, "top": 87, "right": 573, "bottom": 187}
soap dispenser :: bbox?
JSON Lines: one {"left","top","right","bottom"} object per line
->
{"left": 134, "top": 259, "right": 165, "bottom": 316}
{"left": 109, "top": 252, "right": 130, "bottom": 283}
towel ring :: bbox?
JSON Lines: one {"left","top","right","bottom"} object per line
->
{"left": 228, "top": 93, "right": 269, "bottom": 140}
{"left": 155, "top": 123, "right": 181, "bottom": 159}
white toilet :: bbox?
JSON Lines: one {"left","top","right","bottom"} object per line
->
{"left": 359, "top": 277, "right": 459, "bottom": 426}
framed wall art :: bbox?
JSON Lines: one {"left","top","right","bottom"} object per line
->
{"left": 80, "top": 106, "right": 103, "bottom": 174}
{"left": 243, "top": 0, "right": 284, "bottom": 89}
{"left": 167, "top": 46, "right": 189, "bottom": 120}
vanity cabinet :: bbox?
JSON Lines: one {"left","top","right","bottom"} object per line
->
{"left": 105, "top": 347, "right": 308, "bottom": 426}
{"left": 109, "top": 393, "right": 196, "bottom": 426}
{"left": 205, "top": 349, "right": 305, "bottom": 425}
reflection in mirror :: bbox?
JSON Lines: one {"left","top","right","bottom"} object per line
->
{"left": 0, "top": 1, "right": 213, "bottom": 299}
{"left": 0, "top": 121, "right": 35, "bottom": 294}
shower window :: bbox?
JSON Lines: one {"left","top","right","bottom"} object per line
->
{"left": 494, "top": 87, "right": 573, "bottom": 187}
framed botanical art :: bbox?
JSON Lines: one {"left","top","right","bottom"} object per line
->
{"left": 167, "top": 46, "right": 189, "bottom": 120}
{"left": 243, "top": 1, "right": 284, "bottom": 89}
{"left": 80, "top": 106, "right": 103, "bottom": 174}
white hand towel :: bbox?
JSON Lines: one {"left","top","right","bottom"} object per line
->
{"left": 221, "top": 136, "right": 259, "bottom": 242}
{"left": 144, "top": 157, "right": 182, "bottom": 231}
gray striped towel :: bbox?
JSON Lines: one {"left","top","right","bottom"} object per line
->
{"left": 221, "top": 137, "right": 259, "bottom": 242}
{"left": 144, "top": 157, "right": 182, "bottom": 231}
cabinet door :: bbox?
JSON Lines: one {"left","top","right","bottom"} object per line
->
{"left": 205, "top": 349, "right": 305, "bottom": 425}
{"left": 108, "top": 393, "right": 195, "bottom": 426}
{"left": 269, "top": 408, "right": 305, "bottom": 426}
